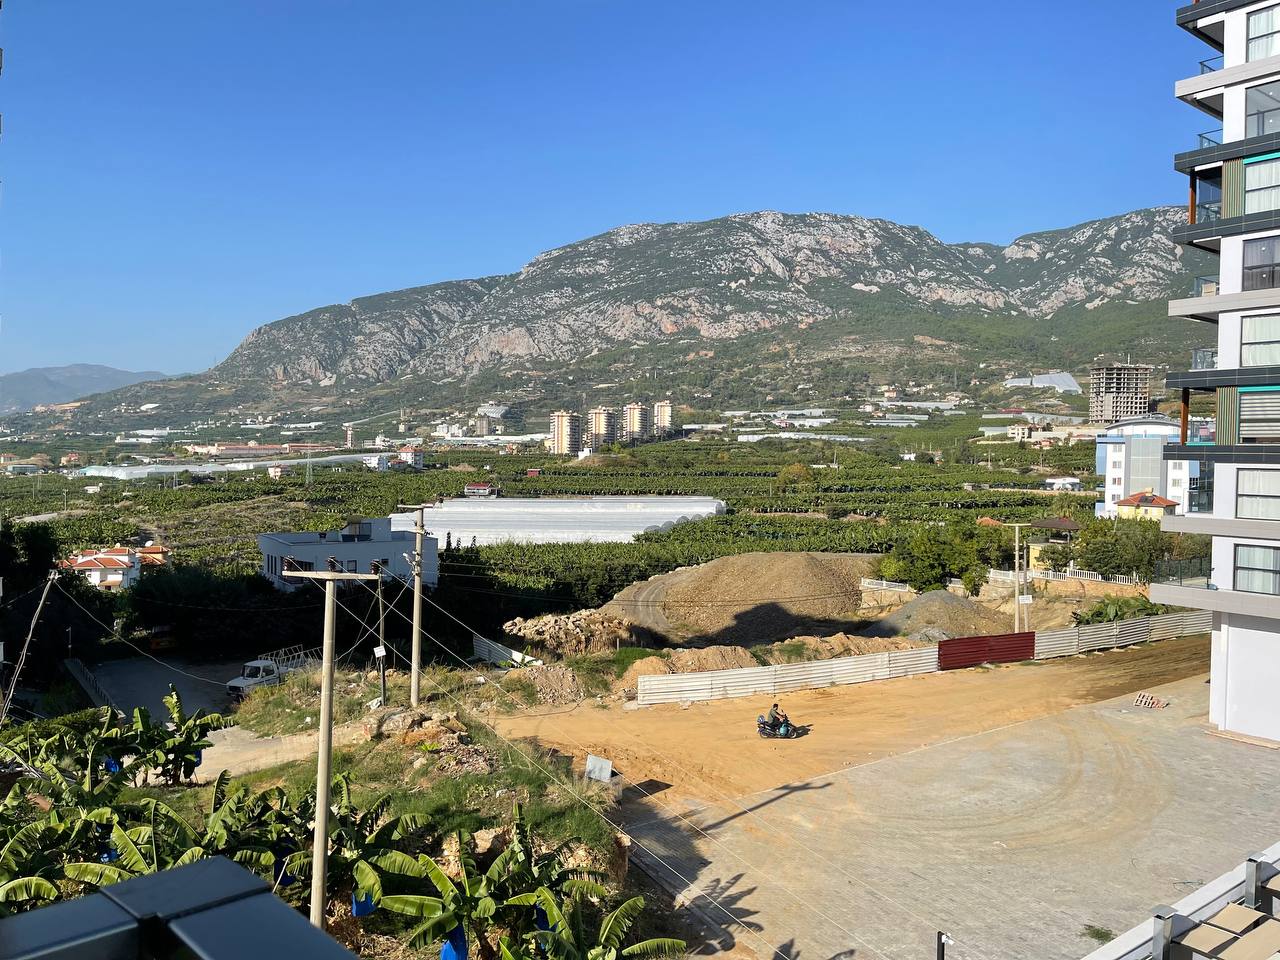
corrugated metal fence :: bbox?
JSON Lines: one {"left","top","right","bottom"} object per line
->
{"left": 635, "top": 612, "right": 1213, "bottom": 706}
{"left": 635, "top": 646, "right": 939, "bottom": 706}
{"left": 472, "top": 634, "right": 543, "bottom": 667}
{"left": 1033, "top": 610, "right": 1212, "bottom": 660}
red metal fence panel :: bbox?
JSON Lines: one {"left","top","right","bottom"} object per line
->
{"left": 938, "top": 632, "right": 1035, "bottom": 670}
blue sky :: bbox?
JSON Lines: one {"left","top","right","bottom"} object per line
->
{"left": 2, "top": 0, "right": 1202, "bottom": 374}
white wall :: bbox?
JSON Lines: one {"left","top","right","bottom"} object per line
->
{"left": 259, "top": 534, "right": 438, "bottom": 591}
{"left": 1209, "top": 624, "right": 1228, "bottom": 729}
{"left": 1218, "top": 613, "right": 1280, "bottom": 740}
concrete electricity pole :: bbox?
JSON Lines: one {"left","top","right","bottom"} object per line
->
{"left": 397, "top": 504, "right": 431, "bottom": 708}
{"left": 282, "top": 560, "right": 381, "bottom": 930}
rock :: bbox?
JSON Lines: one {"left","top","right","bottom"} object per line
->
{"left": 504, "top": 610, "right": 654, "bottom": 658}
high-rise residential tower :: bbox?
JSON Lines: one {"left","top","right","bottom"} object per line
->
{"left": 1088, "top": 362, "right": 1154, "bottom": 423}
{"left": 652, "top": 400, "right": 673, "bottom": 436}
{"left": 587, "top": 406, "right": 619, "bottom": 447}
{"left": 622, "top": 402, "right": 651, "bottom": 441}
{"left": 548, "top": 410, "right": 582, "bottom": 456}
{"left": 1153, "top": 1, "right": 1280, "bottom": 742}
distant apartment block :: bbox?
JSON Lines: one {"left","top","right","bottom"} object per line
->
{"left": 622, "top": 402, "right": 651, "bottom": 441}
{"left": 652, "top": 399, "right": 673, "bottom": 435}
{"left": 587, "top": 406, "right": 619, "bottom": 447}
{"left": 1153, "top": 0, "right": 1280, "bottom": 743}
{"left": 1089, "top": 362, "right": 1153, "bottom": 423}
{"left": 548, "top": 410, "right": 583, "bottom": 455}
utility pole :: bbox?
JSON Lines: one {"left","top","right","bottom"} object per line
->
{"left": 282, "top": 560, "right": 381, "bottom": 930}
{"left": 0, "top": 571, "right": 58, "bottom": 730}
{"left": 397, "top": 504, "right": 430, "bottom": 708}
{"left": 374, "top": 562, "right": 387, "bottom": 707}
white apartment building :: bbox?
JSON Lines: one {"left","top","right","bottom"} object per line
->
{"left": 652, "top": 400, "right": 673, "bottom": 435}
{"left": 548, "top": 410, "right": 582, "bottom": 456}
{"left": 587, "top": 406, "right": 619, "bottom": 447}
{"left": 1155, "top": 0, "right": 1280, "bottom": 742}
{"left": 257, "top": 518, "right": 437, "bottom": 592}
{"left": 622, "top": 402, "right": 651, "bottom": 441}
{"left": 1088, "top": 362, "right": 1154, "bottom": 423}
{"left": 1094, "top": 416, "right": 1197, "bottom": 518}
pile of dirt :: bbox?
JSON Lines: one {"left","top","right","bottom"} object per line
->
{"left": 649, "top": 552, "right": 878, "bottom": 643}
{"left": 755, "top": 632, "right": 928, "bottom": 664}
{"left": 506, "top": 664, "right": 585, "bottom": 705}
{"left": 364, "top": 709, "right": 496, "bottom": 776}
{"left": 504, "top": 610, "right": 653, "bottom": 658}
{"left": 871, "top": 590, "right": 1010, "bottom": 640}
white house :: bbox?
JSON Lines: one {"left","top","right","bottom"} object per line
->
{"left": 59, "top": 545, "right": 170, "bottom": 591}
{"left": 1044, "top": 477, "right": 1084, "bottom": 492}
{"left": 257, "top": 518, "right": 438, "bottom": 591}
{"left": 361, "top": 454, "right": 390, "bottom": 472}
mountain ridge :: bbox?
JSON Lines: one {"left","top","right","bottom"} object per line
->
{"left": 0, "top": 364, "right": 169, "bottom": 415}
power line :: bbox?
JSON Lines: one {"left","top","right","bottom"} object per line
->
{"left": 356, "top": 582, "right": 896, "bottom": 960}
{"left": 295, "top": 578, "right": 799, "bottom": 960}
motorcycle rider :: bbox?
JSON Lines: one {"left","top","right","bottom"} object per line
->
{"left": 766, "top": 702, "right": 788, "bottom": 732}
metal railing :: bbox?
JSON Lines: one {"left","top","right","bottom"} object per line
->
{"left": 858, "top": 576, "right": 912, "bottom": 593}
{"left": 1028, "top": 568, "right": 1142, "bottom": 586}
{"left": 1198, "top": 128, "right": 1223, "bottom": 148}
{"left": 1200, "top": 55, "right": 1224, "bottom": 73}
{"left": 1153, "top": 556, "right": 1215, "bottom": 588}
{"left": 1195, "top": 201, "right": 1222, "bottom": 224}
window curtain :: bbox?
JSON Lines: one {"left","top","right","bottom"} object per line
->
{"left": 1246, "top": 159, "right": 1280, "bottom": 213}
{"left": 1242, "top": 314, "right": 1280, "bottom": 366}
{"left": 1250, "top": 7, "right": 1280, "bottom": 61}
{"left": 1235, "top": 545, "right": 1280, "bottom": 594}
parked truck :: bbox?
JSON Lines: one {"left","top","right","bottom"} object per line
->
{"left": 226, "top": 646, "right": 315, "bottom": 701}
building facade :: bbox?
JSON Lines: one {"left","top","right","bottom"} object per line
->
{"left": 652, "top": 399, "right": 673, "bottom": 435}
{"left": 1088, "top": 362, "right": 1154, "bottom": 423}
{"left": 586, "top": 406, "right": 619, "bottom": 447}
{"left": 1094, "top": 416, "right": 1197, "bottom": 518}
{"left": 622, "top": 402, "right": 651, "bottom": 441}
{"left": 1153, "top": 0, "right": 1280, "bottom": 743}
{"left": 548, "top": 410, "right": 583, "bottom": 456}
{"left": 257, "top": 518, "right": 435, "bottom": 591}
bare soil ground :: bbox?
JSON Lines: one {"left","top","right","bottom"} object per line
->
{"left": 495, "top": 634, "right": 1211, "bottom": 804}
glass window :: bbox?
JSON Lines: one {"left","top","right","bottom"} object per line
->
{"left": 1250, "top": 5, "right": 1280, "bottom": 61}
{"left": 1244, "top": 237, "right": 1280, "bottom": 291}
{"left": 345, "top": 559, "right": 357, "bottom": 572}
{"left": 1238, "top": 469, "right": 1280, "bottom": 519}
{"left": 1195, "top": 172, "right": 1222, "bottom": 224}
{"left": 1246, "top": 158, "right": 1280, "bottom": 214}
{"left": 1242, "top": 314, "right": 1280, "bottom": 366}
{"left": 1235, "top": 544, "right": 1280, "bottom": 594}
{"left": 1249, "top": 80, "right": 1280, "bottom": 137}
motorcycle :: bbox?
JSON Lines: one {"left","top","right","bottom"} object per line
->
{"left": 757, "top": 714, "right": 801, "bottom": 739}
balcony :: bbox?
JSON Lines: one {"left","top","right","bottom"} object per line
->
{"left": 1192, "top": 276, "right": 1218, "bottom": 298}
{"left": 1200, "top": 55, "right": 1225, "bottom": 74}
{"left": 1149, "top": 557, "right": 1280, "bottom": 617}
{"left": 1191, "top": 347, "right": 1219, "bottom": 369}
{"left": 1198, "top": 128, "right": 1224, "bottom": 148}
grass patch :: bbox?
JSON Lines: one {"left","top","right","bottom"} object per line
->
{"left": 1082, "top": 925, "right": 1115, "bottom": 944}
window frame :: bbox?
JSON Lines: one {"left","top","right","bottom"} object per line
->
{"left": 1248, "top": 79, "right": 1280, "bottom": 137}
{"left": 1242, "top": 312, "right": 1280, "bottom": 367}
{"left": 1249, "top": 4, "right": 1280, "bottom": 62}
{"left": 1237, "top": 469, "right": 1280, "bottom": 520}
{"left": 1234, "top": 543, "right": 1280, "bottom": 595}
{"left": 1243, "top": 237, "right": 1280, "bottom": 291}
{"left": 1245, "top": 156, "right": 1280, "bottom": 215}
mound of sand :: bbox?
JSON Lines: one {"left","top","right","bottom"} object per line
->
{"left": 871, "top": 590, "right": 1010, "bottom": 640}
{"left": 643, "top": 552, "right": 879, "bottom": 644}
{"left": 616, "top": 645, "right": 760, "bottom": 696}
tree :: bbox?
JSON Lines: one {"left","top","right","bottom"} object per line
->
{"left": 775, "top": 463, "right": 814, "bottom": 491}
{"left": 879, "top": 524, "right": 988, "bottom": 594}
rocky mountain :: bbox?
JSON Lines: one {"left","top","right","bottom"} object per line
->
{"left": 0, "top": 364, "right": 168, "bottom": 414}
{"left": 212, "top": 206, "right": 1203, "bottom": 389}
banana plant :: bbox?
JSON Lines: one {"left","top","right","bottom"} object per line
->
{"left": 153, "top": 687, "right": 227, "bottom": 786}
{"left": 498, "top": 804, "right": 607, "bottom": 906}
{"left": 380, "top": 832, "right": 505, "bottom": 959}
{"left": 283, "top": 774, "right": 424, "bottom": 914}
{"left": 62, "top": 799, "right": 206, "bottom": 888}
{"left": 525, "top": 888, "right": 685, "bottom": 960}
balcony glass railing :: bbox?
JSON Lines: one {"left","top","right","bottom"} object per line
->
{"left": 1195, "top": 201, "right": 1222, "bottom": 224}
{"left": 1154, "top": 556, "right": 1215, "bottom": 588}
{"left": 1186, "top": 482, "right": 1214, "bottom": 514}
{"left": 1199, "top": 128, "right": 1224, "bottom": 148}
{"left": 1200, "top": 55, "right": 1225, "bottom": 74}
{"left": 1191, "top": 347, "right": 1219, "bottom": 369}
{"left": 1192, "top": 276, "right": 1219, "bottom": 297}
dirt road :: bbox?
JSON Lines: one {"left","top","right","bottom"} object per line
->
{"left": 495, "top": 635, "right": 1211, "bottom": 802}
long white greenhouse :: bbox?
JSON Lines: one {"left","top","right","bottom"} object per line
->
{"left": 389, "top": 496, "right": 726, "bottom": 545}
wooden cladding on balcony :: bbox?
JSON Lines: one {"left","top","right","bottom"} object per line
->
{"left": 1218, "top": 385, "right": 1240, "bottom": 443}
{"left": 1224, "top": 158, "right": 1245, "bottom": 219}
